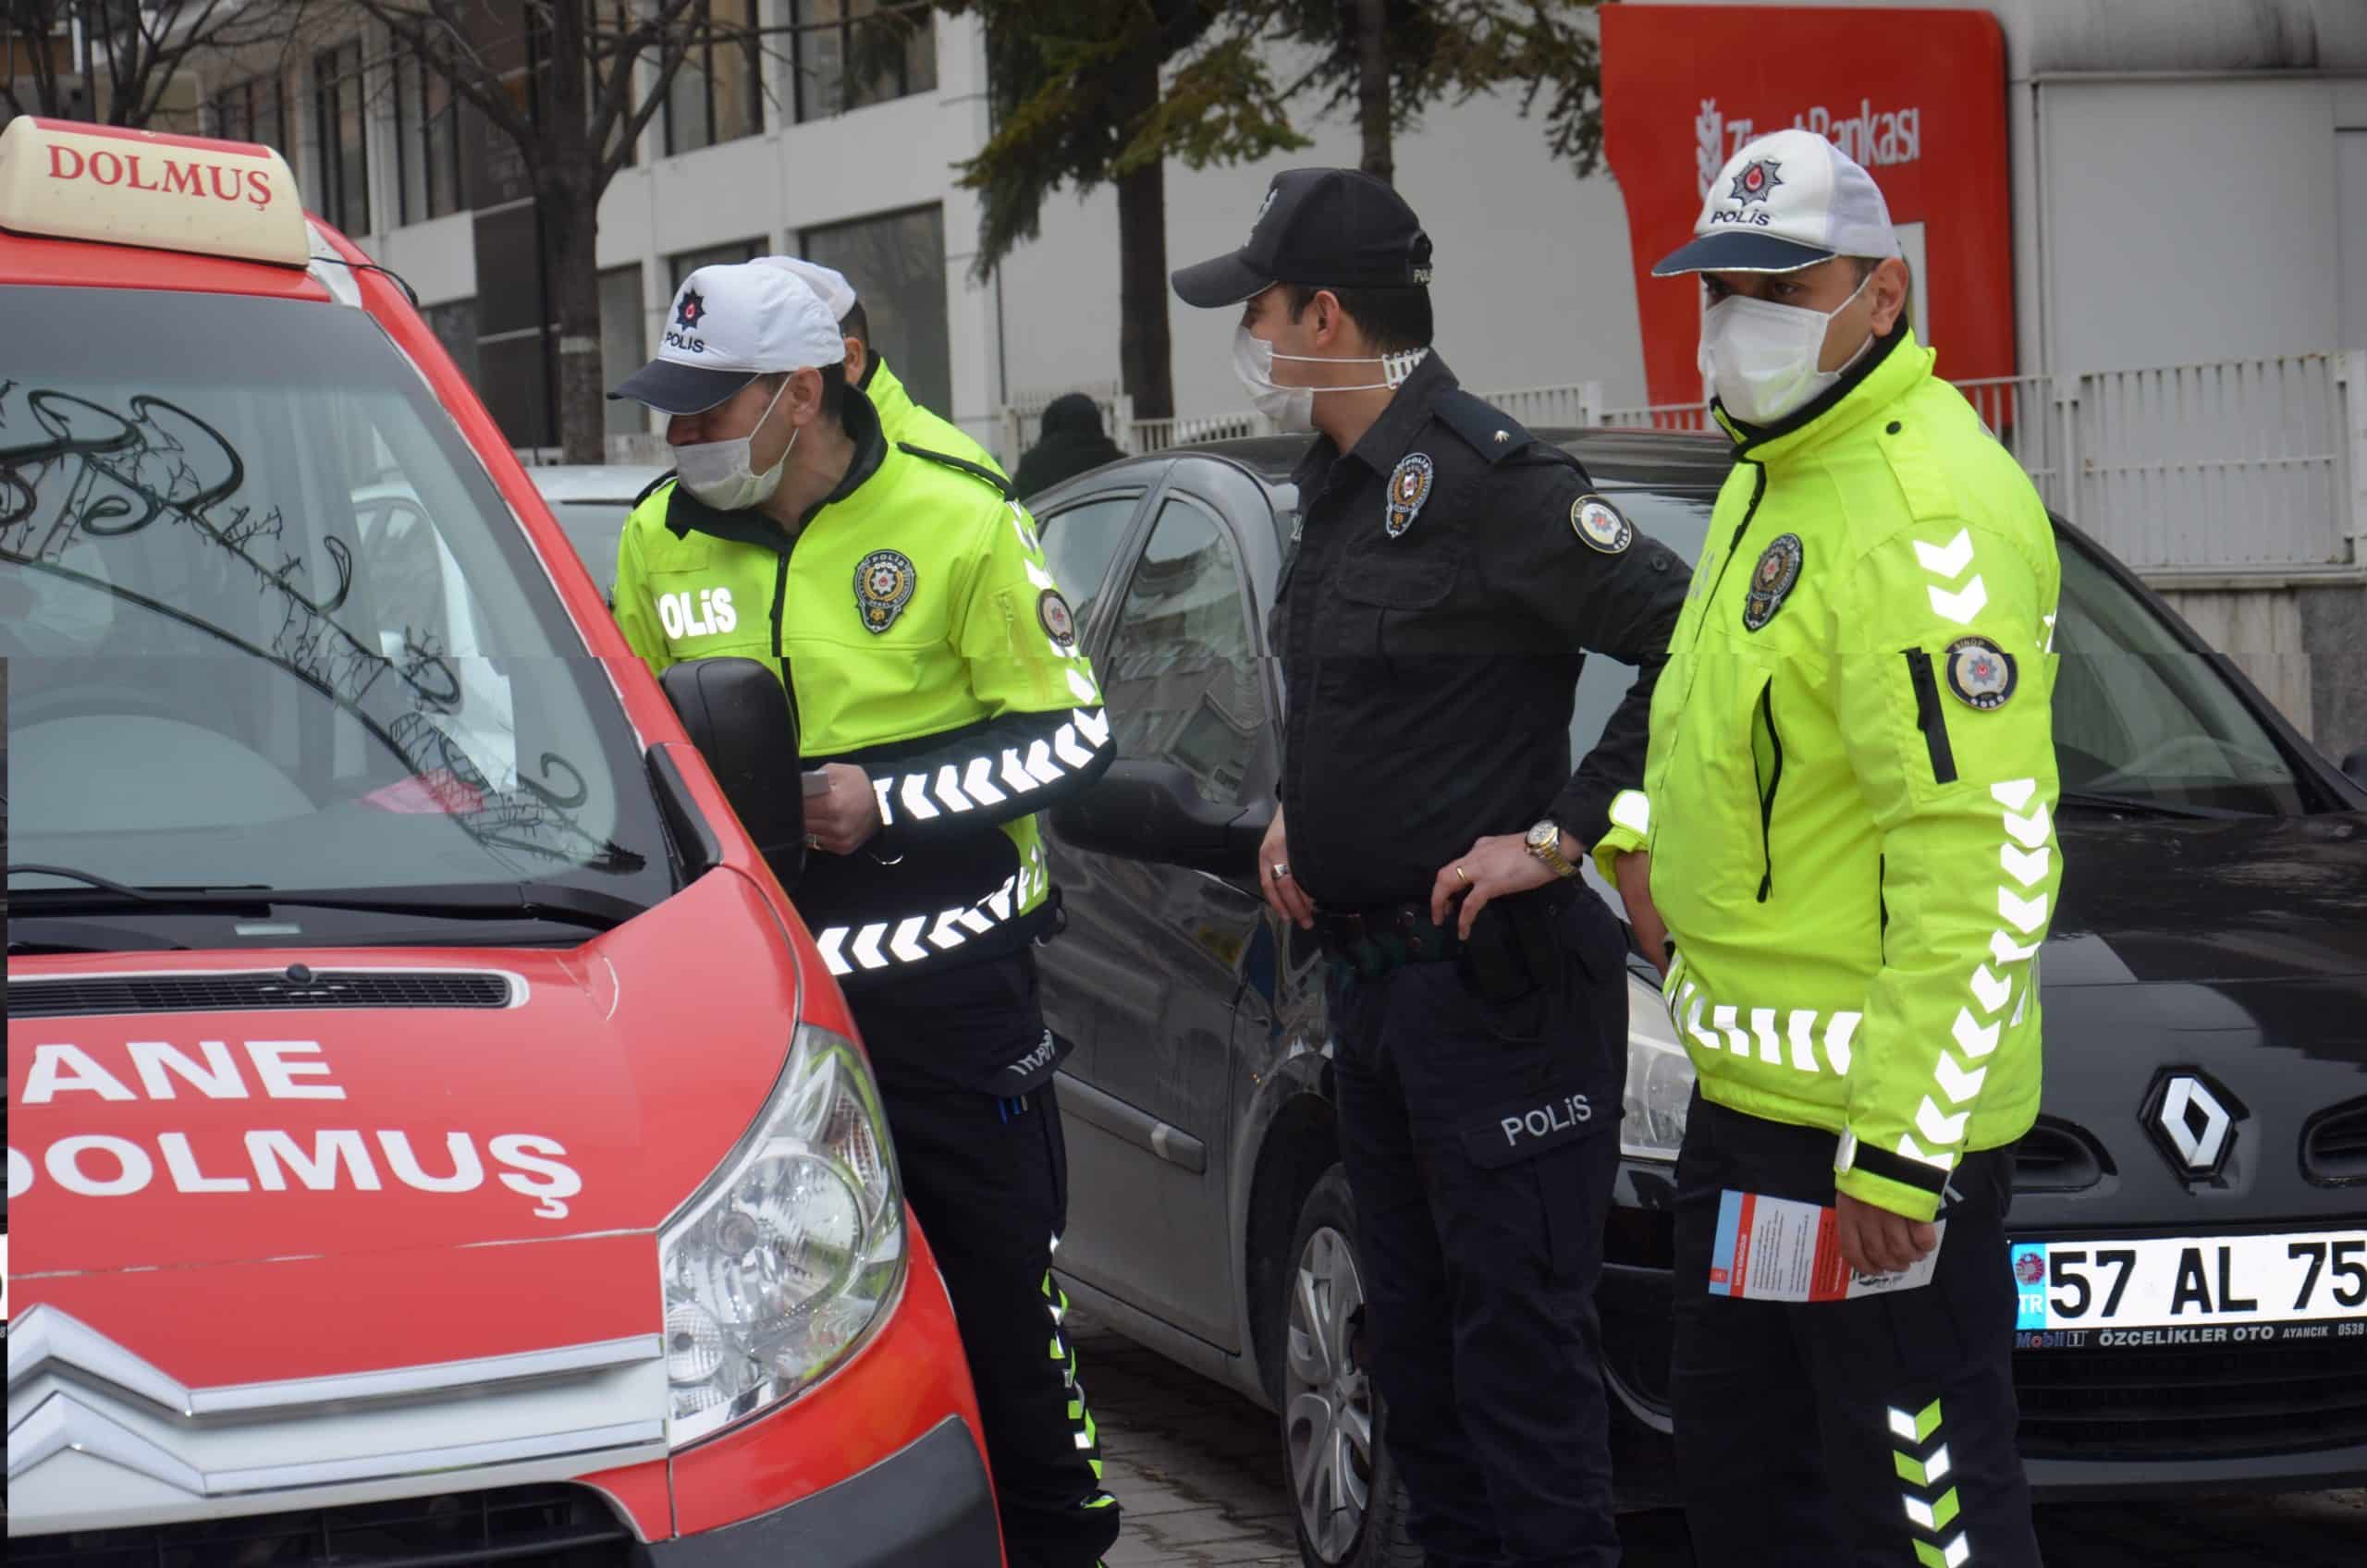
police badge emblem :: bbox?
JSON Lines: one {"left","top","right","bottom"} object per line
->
{"left": 1741, "top": 533, "right": 1803, "bottom": 631}
{"left": 855, "top": 549, "right": 916, "bottom": 633}
{"left": 1944, "top": 635, "right": 2017, "bottom": 710}
{"left": 1037, "top": 589, "right": 1078, "bottom": 651}
{"left": 1571, "top": 495, "right": 1633, "bottom": 554}
{"left": 1384, "top": 453, "right": 1434, "bottom": 538}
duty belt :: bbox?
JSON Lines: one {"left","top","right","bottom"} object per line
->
{"left": 1313, "top": 883, "right": 1576, "bottom": 997}
{"left": 1311, "top": 901, "right": 1465, "bottom": 978}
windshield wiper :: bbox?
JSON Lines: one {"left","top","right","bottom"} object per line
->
{"left": 7, "top": 866, "right": 650, "bottom": 931}
{"left": 6, "top": 917, "right": 191, "bottom": 955}
{"left": 2054, "top": 791, "right": 2252, "bottom": 820}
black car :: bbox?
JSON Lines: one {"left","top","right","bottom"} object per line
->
{"left": 1022, "top": 430, "right": 2367, "bottom": 1568}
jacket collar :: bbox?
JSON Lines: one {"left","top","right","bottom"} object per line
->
{"left": 1716, "top": 319, "right": 1929, "bottom": 465}
{"left": 1290, "top": 349, "right": 1455, "bottom": 493}
{"left": 665, "top": 382, "right": 889, "bottom": 549}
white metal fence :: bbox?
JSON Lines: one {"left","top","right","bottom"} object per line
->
{"left": 1000, "top": 349, "right": 2366, "bottom": 580}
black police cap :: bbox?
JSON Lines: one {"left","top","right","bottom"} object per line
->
{"left": 1171, "top": 167, "right": 1433, "bottom": 309}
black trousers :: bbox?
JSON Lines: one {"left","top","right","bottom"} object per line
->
{"left": 1329, "top": 891, "right": 1629, "bottom": 1568}
{"left": 850, "top": 954, "right": 1121, "bottom": 1568}
{"left": 1672, "top": 1092, "right": 2042, "bottom": 1568}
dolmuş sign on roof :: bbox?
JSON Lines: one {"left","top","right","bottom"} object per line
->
{"left": 0, "top": 116, "right": 307, "bottom": 267}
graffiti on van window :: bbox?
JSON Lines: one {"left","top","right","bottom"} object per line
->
{"left": 0, "top": 386, "right": 626, "bottom": 869}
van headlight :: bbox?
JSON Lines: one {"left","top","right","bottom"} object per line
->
{"left": 659, "top": 1022, "right": 904, "bottom": 1447}
{"left": 1621, "top": 972, "right": 1695, "bottom": 1162}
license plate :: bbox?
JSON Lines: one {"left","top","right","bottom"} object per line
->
{"left": 2009, "top": 1231, "right": 2367, "bottom": 1347}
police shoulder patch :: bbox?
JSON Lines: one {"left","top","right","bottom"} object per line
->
{"left": 1571, "top": 494, "right": 1633, "bottom": 555}
{"left": 1944, "top": 635, "right": 2017, "bottom": 710}
{"left": 1742, "top": 533, "right": 1804, "bottom": 631}
{"left": 1037, "top": 588, "right": 1078, "bottom": 650}
{"left": 1385, "top": 453, "right": 1434, "bottom": 538}
{"left": 856, "top": 549, "right": 917, "bottom": 634}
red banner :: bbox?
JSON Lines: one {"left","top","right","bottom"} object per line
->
{"left": 1601, "top": 5, "right": 2014, "bottom": 409}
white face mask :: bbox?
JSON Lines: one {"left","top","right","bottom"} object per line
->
{"left": 676, "top": 375, "right": 797, "bottom": 510}
{"left": 1697, "top": 272, "right": 1875, "bottom": 426}
{"left": 1232, "top": 325, "right": 1429, "bottom": 434}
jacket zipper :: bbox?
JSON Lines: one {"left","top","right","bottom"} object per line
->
{"left": 1753, "top": 679, "right": 1784, "bottom": 902}
{"left": 770, "top": 550, "right": 791, "bottom": 667}
{"left": 1904, "top": 649, "right": 1958, "bottom": 783}
{"left": 1691, "top": 460, "right": 1770, "bottom": 658}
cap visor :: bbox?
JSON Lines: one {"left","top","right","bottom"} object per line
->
{"left": 607, "top": 359, "right": 756, "bottom": 415}
{"left": 1650, "top": 231, "right": 1834, "bottom": 277}
{"left": 1171, "top": 250, "right": 1273, "bottom": 309}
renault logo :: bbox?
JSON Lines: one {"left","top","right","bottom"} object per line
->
{"left": 2141, "top": 1069, "right": 2244, "bottom": 1182}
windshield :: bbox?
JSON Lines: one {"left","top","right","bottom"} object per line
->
{"left": 1562, "top": 488, "right": 2312, "bottom": 815}
{"left": 3, "top": 287, "right": 673, "bottom": 938}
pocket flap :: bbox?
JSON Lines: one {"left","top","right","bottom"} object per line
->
{"left": 1337, "top": 547, "right": 1459, "bottom": 609}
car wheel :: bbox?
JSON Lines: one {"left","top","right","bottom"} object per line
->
{"left": 1280, "top": 1165, "right": 1419, "bottom": 1568}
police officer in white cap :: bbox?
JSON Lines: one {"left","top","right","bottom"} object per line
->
{"left": 1603, "top": 127, "right": 2056, "bottom": 1568}
{"left": 608, "top": 261, "right": 1123, "bottom": 1567}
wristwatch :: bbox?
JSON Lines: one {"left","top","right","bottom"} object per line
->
{"left": 1524, "top": 819, "right": 1580, "bottom": 879}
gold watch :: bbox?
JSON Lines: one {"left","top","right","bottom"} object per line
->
{"left": 1524, "top": 819, "right": 1580, "bottom": 879}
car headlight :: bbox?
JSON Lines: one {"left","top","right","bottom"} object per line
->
{"left": 1621, "top": 971, "right": 1695, "bottom": 1162}
{"left": 658, "top": 1022, "right": 905, "bottom": 1447}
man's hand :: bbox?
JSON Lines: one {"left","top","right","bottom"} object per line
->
{"left": 1258, "top": 807, "right": 1314, "bottom": 930}
{"left": 1613, "top": 851, "right": 1671, "bottom": 978}
{"left": 1835, "top": 1191, "right": 1939, "bottom": 1277}
{"left": 806, "top": 763, "right": 883, "bottom": 855}
{"left": 1430, "top": 833, "right": 1558, "bottom": 937}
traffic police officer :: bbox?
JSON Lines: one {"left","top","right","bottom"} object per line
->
{"left": 608, "top": 260, "right": 1122, "bottom": 1568}
{"left": 1595, "top": 129, "right": 2059, "bottom": 1566}
{"left": 767, "top": 255, "right": 1004, "bottom": 473}
{"left": 1174, "top": 169, "right": 1688, "bottom": 1566}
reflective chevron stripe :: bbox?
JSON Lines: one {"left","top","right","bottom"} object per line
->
{"left": 1888, "top": 1398, "right": 1971, "bottom": 1567}
{"left": 873, "top": 707, "right": 1110, "bottom": 827}
{"left": 1914, "top": 526, "right": 1987, "bottom": 625}
{"left": 1897, "top": 777, "right": 2052, "bottom": 1172}
{"left": 1670, "top": 982, "right": 1860, "bottom": 1076}
{"left": 816, "top": 873, "right": 1025, "bottom": 976}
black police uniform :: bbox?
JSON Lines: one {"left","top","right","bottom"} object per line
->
{"left": 1279, "top": 350, "right": 1688, "bottom": 1565}
{"left": 1174, "top": 166, "right": 1690, "bottom": 1564}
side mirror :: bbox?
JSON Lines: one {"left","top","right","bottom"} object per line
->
{"left": 1050, "top": 758, "right": 1268, "bottom": 876}
{"left": 660, "top": 658, "right": 804, "bottom": 890}
{"left": 2343, "top": 747, "right": 2367, "bottom": 790}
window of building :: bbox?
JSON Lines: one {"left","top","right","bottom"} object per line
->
{"left": 600, "top": 265, "right": 648, "bottom": 438}
{"left": 668, "top": 238, "right": 765, "bottom": 293}
{"left": 791, "top": 0, "right": 936, "bottom": 122}
{"left": 665, "top": 0, "right": 764, "bottom": 155}
{"left": 212, "top": 73, "right": 292, "bottom": 166}
{"left": 393, "top": 43, "right": 463, "bottom": 227}
{"left": 800, "top": 203, "right": 948, "bottom": 417}
{"left": 312, "top": 40, "right": 371, "bottom": 236}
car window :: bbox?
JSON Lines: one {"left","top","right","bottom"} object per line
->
{"left": 1567, "top": 490, "right": 1718, "bottom": 758}
{"left": 2051, "top": 545, "right": 2305, "bottom": 813}
{"left": 1103, "top": 496, "right": 1268, "bottom": 806}
{"left": 2, "top": 287, "right": 671, "bottom": 919}
{"left": 1562, "top": 488, "right": 2310, "bottom": 815}
{"left": 547, "top": 497, "right": 636, "bottom": 600}
{"left": 1037, "top": 490, "right": 1141, "bottom": 634}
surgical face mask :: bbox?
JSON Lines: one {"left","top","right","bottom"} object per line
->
{"left": 1232, "top": 325, "right": 1429, "bottom": 434}
{"left": 1697, "top": 272, "right": 1875, "bottom": 426}
{"left": 676, "top": 375, "right": 797, "bottom": 510}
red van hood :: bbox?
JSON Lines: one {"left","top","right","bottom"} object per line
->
{"left": 6, "top": 867, "right": 802, "bottom": 1280}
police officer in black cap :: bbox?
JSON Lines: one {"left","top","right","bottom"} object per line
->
{"left": 1173, "top": 169, "right": 1687, "bottom": 1566}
